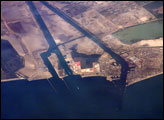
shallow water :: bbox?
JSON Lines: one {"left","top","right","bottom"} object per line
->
{"left": 113, "top": 20, "right": 163, "bottom": 44}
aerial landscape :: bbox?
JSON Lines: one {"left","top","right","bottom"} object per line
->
{"left": 1, "top": 1, "right": 163, "bottom": 119}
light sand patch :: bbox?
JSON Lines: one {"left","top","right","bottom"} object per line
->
{"left": 132, "top": 38, "right": 163, "bottom": 47}
{"left": 140, "top": 17, "right": 148, "bottom": 22}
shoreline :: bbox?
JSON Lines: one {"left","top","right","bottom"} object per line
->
{"left": 112, "top": 19, "right": 163, "bottom": 35}
{"left": 131, "top": 37, "right": 163, "bottom": 47}
{"left": 127, "top": 72, "right": 163, "bottom": 86}
{"left": 112, "top": 19, "right": 163, "bottom": 45}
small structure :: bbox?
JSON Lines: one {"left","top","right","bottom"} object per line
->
{"left": 74, "top": 61, "right": 81, "bottom": 72}
{"left": 93, "top": 62, "right": 100, "bottom": 72}
{"left": 72, "top": 57, "right": 100, "bottom": 74}
{"left": 75, "top": 61, "right": 81, "bottom": 67}
{"left": 158, "top": 6, "right": 163, "bottom": 14}
{"left": 128, "top": 56, "right": 140, "bottom": 63}
{"left": 81, "top": 68, "right": 94, "bottom": 73}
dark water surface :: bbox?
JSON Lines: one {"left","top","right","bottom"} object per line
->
{"left": 2, "top": 2, "right": 162, "bottom": 119}
{"left": 120, "top": 74, "right": 163, "bottom": 119}
{"left": 1, "top": 74, "right": 163, "bottom": 119}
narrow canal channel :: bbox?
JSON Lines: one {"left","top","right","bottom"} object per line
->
{"left": 1, "top": 2, "right": 163, "bottom": 119}
{"left": 26, "top": 1, "right": 73, "bottom": 77}
{"left": 27, "top": 1, "right": 129, "bottom": 110}
{"left": 40, "top": 1, "right": 130, "bottom": 93}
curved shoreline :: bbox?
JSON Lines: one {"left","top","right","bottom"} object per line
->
{"left": 112, "top": 19, "right": 163, "bottom": 35}
{"left": 112, "top": 19, "right": 163, "bottom": 45}
{"left": 131, "top": 38, "right": 163, "bottom": 47}
{"left": 127, "top": 72, "right": 163, "bottom": 86}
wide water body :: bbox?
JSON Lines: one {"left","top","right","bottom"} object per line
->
{"left": 1, "top": 74, "right": 163, "bottom": 119}
{"left": 113, "top": 20, "right": 163, "bottom": 44}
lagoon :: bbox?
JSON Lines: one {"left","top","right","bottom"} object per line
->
{"left": 113, "top": 20, "right": 163, "bottom": 44}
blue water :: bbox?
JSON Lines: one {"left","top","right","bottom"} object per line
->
{"left": 2, "top": 2, "right": 162, "bottom": 119}
{"left": 120, "top": 74, "right": 163, "bottom": 119}
{"left": 1, "top": 74, "right": 163, "bottom": 119}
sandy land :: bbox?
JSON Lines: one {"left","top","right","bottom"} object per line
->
{"left": 131, "top": 38, "right": 163, "bottom": 47}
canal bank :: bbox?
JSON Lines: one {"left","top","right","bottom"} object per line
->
{"left": 40, "top": 0, "right": 130, "bottom": 84}
{"left": 39, "top": 2, "right": 131, "bottom": 111}
{"left": 26, "top": 1, "right": 73, "bottom": 77}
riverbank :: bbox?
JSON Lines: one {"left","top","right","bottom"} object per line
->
{"left": 127, "top": 72, "right": 163, "bottom": 86}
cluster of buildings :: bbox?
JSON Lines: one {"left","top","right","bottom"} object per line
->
{"left": 56, "top": 52, "right": 101, "bottom": 78}
{"left": 72, "top": 57, "right": 100, "bottom": 74}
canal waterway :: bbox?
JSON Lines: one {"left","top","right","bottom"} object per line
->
{"left": 1, "top": 1, "right": 163, "bottom": 119}
{"left": 26, "top": 1, "right": 73, "bottom": 76}
{"left": 113, "top": 20, "right": 163, "bottom": 44}
{"left": 26, "top": 1, "right": 130, "bottom": 103}
{"left": 40, "top": 1, "right": 130, "bottom": 90}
